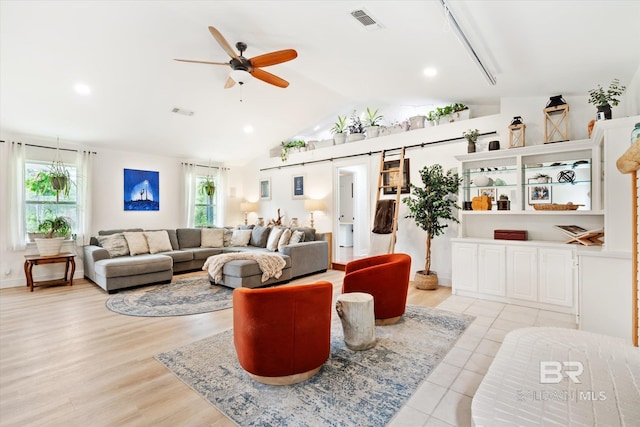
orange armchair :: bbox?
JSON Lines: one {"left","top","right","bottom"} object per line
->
{"left": 342, "top": 253, "right": 411, "bottom": 325}
{"left": 232, "top": 281, "right": 333, "bottom": 385}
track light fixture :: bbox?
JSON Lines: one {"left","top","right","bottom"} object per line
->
{"left": 438, "top": 0, "right": 497, "bottom": 86}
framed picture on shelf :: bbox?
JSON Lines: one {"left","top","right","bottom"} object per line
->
{"left": 478, "top": 187, "right": 496, "bottom": 201}
{"left": 528, "top": 179, "right": 552, "bottom": 204}
{"left": 259, "top": 178, "right": 271, "bottom": 200}
{"left": 382, "top": 158, "right": 410, "bottom": 194}
{"left": 292, "top": 174, "right": 305, "bottom": 199}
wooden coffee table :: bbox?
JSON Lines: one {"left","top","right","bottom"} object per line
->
{"left": 24, "top": 253, "right": 76, "bottom": 292}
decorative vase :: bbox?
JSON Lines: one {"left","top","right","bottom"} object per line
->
{"left": 467, "top": 141, "right": 476, "bottom": 153}
{"left": 257, "top": 217, "right": 264, "bottom": 226}
{"left": 333, "top": 133, "right": 347, "bottom": 145}
{"left": 414, "top": 270, "right": 438, "bottom": 290}
{"left": 35, "top": 237, "right": 65, "bottom": 256}
{"left": 596, "top": 104, "right": 612, "bottom": 120}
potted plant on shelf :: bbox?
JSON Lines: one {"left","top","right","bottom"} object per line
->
{"left": 462, "top": 128, "right": 480, "bottom": 153}
{"left": 347, "top": 110, "right": 365, "bottom": 142}
{"left": 588, "top": 78, "right": 626, "bottom": 120}
{"left": 363, "top": 107, "right": 383, "bottom": 138}
{"left": 426, "top": 110, "right": 439, "bottom": 126}
{"left": 403, "top": 164, "right": 462, "bottom": 290}
{"left": 34, "top": 216, "right": 72, "bottom": 256}
{"left": 331, "top": 115, "right": 348, "bottom": 145}
{"left": 280, "top": 140, "right": 306, "bottom": 162}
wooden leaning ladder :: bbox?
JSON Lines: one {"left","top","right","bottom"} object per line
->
{"left": 376, "top": 147, "right": 406, "bottom": 254}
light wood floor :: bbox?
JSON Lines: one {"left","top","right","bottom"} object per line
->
{"left": 0, "top": 270, "right": 450, "bottom": 427}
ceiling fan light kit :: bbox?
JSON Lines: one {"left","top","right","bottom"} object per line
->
{"left": 175, "top": 26, "right": 297, "bottom": 89}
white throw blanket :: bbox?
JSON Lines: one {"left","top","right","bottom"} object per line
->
{"left": 203, "top": 252, "right": 287, "bottom": 284}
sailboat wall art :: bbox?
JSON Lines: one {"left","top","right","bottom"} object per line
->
{"left": 123, "top": 168, "right": 160, "bottom": 211}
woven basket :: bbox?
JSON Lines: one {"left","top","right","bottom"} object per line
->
{"left": 531, "top": 203, "right": 584, "bottom": 211}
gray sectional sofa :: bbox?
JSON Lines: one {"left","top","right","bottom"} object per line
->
{"left": 83, "top": 226, "right": 329, "bottom": 293}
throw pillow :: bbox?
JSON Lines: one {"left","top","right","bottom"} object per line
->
{"left": 266, "top": 227, "right": 284, "bottom": 252}
{"left": 277, "top": 228, "right": 292, "bottom": 252}
{"left": 230, "top": 229, "right": 252, "bottom": 247}
{"left": 123, "top": 232, "right": 150, "bottom": 256}
{"left": 201, "top": 228, "right": 224, "bottom": 248}
{"left": 96, "top": 233, "right": 130, "bottom": 257}
{"left": 222, "top": 228, "right": 233, "bottom": 247}
{"left": 144, "top": 230, "right": 173, "bottom": 254}
{"left": 289, "top": 230, "right": 305, "bottom": 245}
{"left": 250, "top": 226, "right": 271, "bottom": 247}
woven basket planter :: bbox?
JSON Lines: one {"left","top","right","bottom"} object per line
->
{"left": 414, "top": 270, "right": 438, "bottom": 290}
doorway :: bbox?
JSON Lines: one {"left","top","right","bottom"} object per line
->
{"left": 334, "top": 162, "right": 369, "bottom": 264}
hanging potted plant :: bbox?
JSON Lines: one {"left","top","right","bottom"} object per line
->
{"left": 588, "top": 78, "right": 626, "bottom": 120}
{"left": 403, "top": 164, "right": 462, "bottom": 290}
{"left": 31, "top": 160, "right": 75, "bottom": 203}
{"left": 330, "top": 115, "right": 348, "bottom": 145}
{"left": 363, "top": 107, "right": 383, "bottom": 138}
{"left": 199, "top": 176, "right": 216, "bottom": 198}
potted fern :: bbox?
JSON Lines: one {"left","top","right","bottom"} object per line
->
{"left": 403, "top": 164, "right": 462, "bottom": 290}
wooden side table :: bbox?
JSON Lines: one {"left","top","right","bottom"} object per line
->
{"left": 24, "top": 253, "right": 76, "bottom": 292}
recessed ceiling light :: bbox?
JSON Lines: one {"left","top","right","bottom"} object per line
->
{"left": 243, "top": 125, "right": 254, "bottom": 134}
{"left": 74, "top": 83, "right": 91, "bottom": 95}
{"left": 423, "top": 67, "right": 437, "bottom": 77}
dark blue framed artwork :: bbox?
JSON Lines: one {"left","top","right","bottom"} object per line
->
{"left": 124, "top": 168, "right": 159, "bottom": 211}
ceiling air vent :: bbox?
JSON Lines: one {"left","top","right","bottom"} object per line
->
{"left": 171, "top": 107, "right": 195, "bottom": 117}
{"left": 350, "top": 9, "right": 383, "bottom": 31}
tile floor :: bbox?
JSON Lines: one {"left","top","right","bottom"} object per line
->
{"left": 388, "top": 295, "right": 577, "bottom": 427}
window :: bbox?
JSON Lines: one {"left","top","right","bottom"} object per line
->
{"left": 194, "top": 175, "right": 216, "bottom": 227}
{"left": 25, "top": 161, "right": 77, "bottom": 238}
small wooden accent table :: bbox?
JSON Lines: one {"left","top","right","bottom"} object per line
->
{"left": 24, "top": 253, "right": 76, "bottom": 292}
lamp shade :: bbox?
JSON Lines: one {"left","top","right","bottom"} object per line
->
{"left": 240, "top": 202, "right": 257, "bottom": 212}
{"left": 304, "top": 199, "right": 325, "bottom": 212}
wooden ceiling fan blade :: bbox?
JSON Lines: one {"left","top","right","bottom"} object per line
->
{"left": 249, "top": 49, "right": 298, "bottom": 68}
{"left": 250, "top": 68, "right": 289, "bottom": 88}
{"left": 174, "top": 59, "right": 229, "bottom": 66}
{"left": 224, "top": 76, "right": 236, "bottom": 89}
{"left": 208, "top": 26, "right": 240, "bottom": 60}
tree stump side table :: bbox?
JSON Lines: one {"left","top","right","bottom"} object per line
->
{"left": 24, "top": 253, "right": 76, "bottom": 292}
{"left": 336, "top": 292, "right": 376, "bottom": 351}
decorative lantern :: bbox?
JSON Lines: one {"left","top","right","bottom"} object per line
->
{"left": 544, "top": 95, "right": 569, "bottom": 143}
{"left": 508, "top": 116, "right": 526, "bottom": 148}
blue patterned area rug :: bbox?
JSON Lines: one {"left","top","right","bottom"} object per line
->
{"left": 105, "top": 274, "right": 232, "bottom": 317}
{"left": 155, "top": 305, "right": 474, "bottom": 426}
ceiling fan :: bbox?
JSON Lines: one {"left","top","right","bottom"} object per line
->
{"left": 175, "top": 26, "right": 297, "bottom": 89}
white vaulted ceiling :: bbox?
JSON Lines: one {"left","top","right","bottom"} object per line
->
{"left": 1, "top": 1, "right": 639, "bottom": 165}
